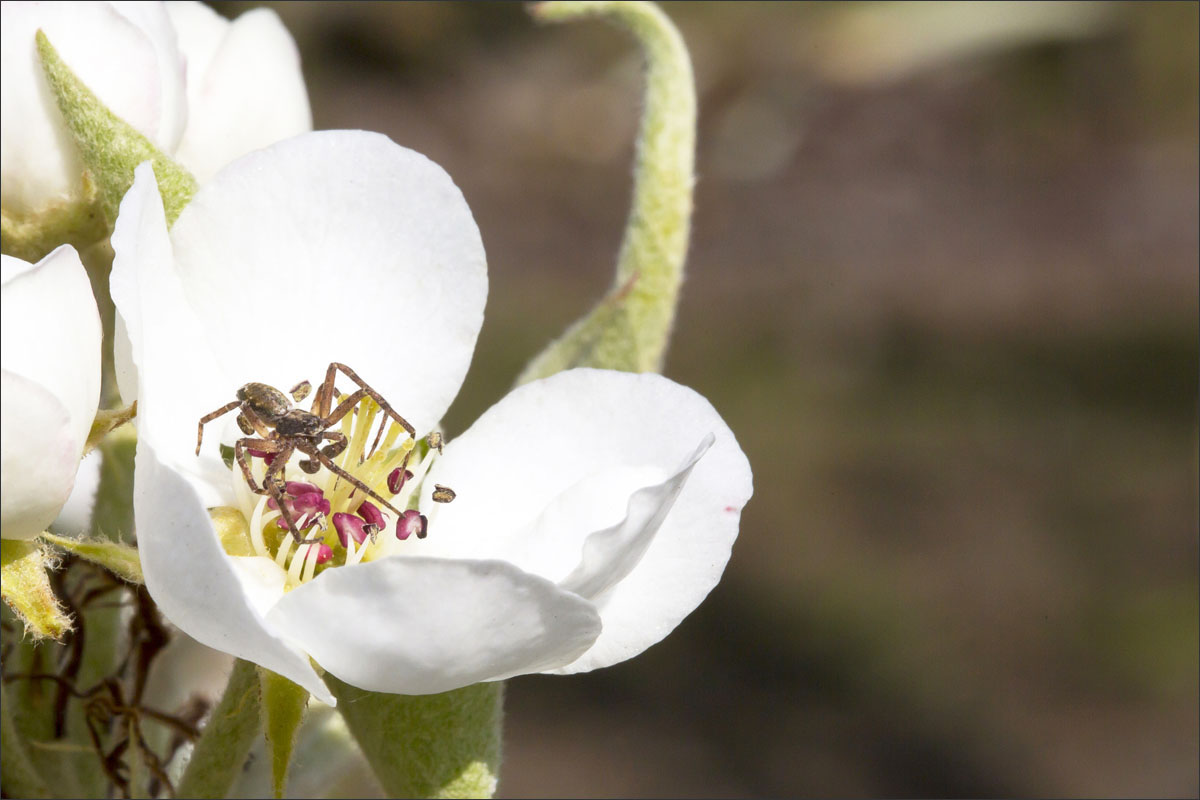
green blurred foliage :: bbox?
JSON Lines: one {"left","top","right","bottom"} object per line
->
{"left": 210, "top": 3, "right": 1197, "bottom": 796}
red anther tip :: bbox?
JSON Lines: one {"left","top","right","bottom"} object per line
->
{"left": 292, "top": 492, "right": 327, "bottom": 516}
{"left": 333, "top": 512, "right": 368, "bottom": 546}
{"left": 396, "top": 509, "right": 427, "bottom": 541}
{"left": 387, "top": 467, "right": 414, "bottom": 495}
{"left": 357, "top": 500, "right": 386, "bottom": 529}
{"left": 285, "top": 481, "right": 321, "bottom": 497}
{"left": 315, "top": 544, "right": 334, "bottom": 564}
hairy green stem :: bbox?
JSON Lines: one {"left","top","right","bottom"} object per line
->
{"left": 176, "top": 660, "right": 262, "bottom": 799}
{"left": 519, "top": 0, "right": 696, "bottom": 381}
{"left": 0, "top": 683, "right": 52, "bottom": 799}
{"left": 329, "top": 678, "right": 503, "bottom": 799}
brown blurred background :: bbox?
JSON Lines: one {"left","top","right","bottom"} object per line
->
{"left": 213, "top": 2, "right": 1198, "bottom": 796}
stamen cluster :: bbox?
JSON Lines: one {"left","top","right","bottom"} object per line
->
{"left": 230, "top": 396, "right": 441, "bottom": 587}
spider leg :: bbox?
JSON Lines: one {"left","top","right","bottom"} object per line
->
{"left": 321, "top": 430, "right": 348, "bottom": 459}
{"left": 322, "top": 388, "right": 374, "bottom": 460}
{"left": 234, "top": 437, "right": 285, "bottom": 494}
{"left": 261, "top": 443, "right": 319, "bottom": 544}
{"left": 299, "top": 442, "right": 404, "bottom": 517}
{"left": 196, "top": 401, "right": 240, "bottom": 455}
{"left": 326, "top": 387, "right": 415, "bottom": 460}
{"left": 319, "top": 362, "right": 416, "bottom": 457}
{"left": 240, "top": 405, "right": 273, "bottom": 437}
{"left": 313, "top": 363, "right": 341, "bottom": 418}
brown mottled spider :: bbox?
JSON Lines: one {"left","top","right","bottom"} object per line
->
{"left": 195, "top": 362, "right": 415, "bottom": 543}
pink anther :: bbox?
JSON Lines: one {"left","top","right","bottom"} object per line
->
{"left": 387, "top": 467, "right": 414, "bottom": 495}
{"left": 333, "top": 512, "right": 369, "bottom": 547}
{"left": 396, "top": 509, "right": 427, "bottom": 541}
{"left": 356, "top": 500, "right": 386, "bottom": 530}
{"left": 293, "top": 492, "right": 331, "bottom": 517}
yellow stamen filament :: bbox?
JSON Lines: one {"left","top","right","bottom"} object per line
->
{"left": 287, "top": 539, "right": 313, "bottom": 586}
{"left": 275, "top": 531, "right": 293, "bottom": 569}
{"left": 249, "top": 495, "right": 271, "bottom": 559}
{"left": 301, "top": 544, "right": 320, "bottom": 583}
{"left": 328, "top": 396, "right": 377, "bottom": 509}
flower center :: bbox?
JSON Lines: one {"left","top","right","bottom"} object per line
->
{"left": 224, "top": 395, "right": 440, "bottom": 588}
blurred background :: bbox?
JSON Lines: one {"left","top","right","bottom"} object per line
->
{"left": 212, "top": 2, "right": 1198, "bottom": 796}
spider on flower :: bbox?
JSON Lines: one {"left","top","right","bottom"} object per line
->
{"left": 195, "top": 362, "right": 447, "bottom": 544}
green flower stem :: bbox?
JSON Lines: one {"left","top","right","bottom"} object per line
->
{"left": 39, "top": 533, "right": 142, "bottom": 585}
{"left": 328, "top": 677, "right": 503, "bottom": 799}
{"left": 177, "top": 660, "right": 262, "bottom": 799}
{"left": 0, "top": 683, "right": 51, "bottom": 799}
{"left": 0, "top": 183, "right": 107, "bottom": 263}
{"left": 519, "top": 0, "right": 696, "bottom": 381}
{"left": 90, "top": 425, "right": 137, "bottom": 544}
{"left": 85, "top": 403, "right": 136, "bottom": 455}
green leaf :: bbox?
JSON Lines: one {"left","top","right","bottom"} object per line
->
{"left": 328, "top": 677, "right": 503, "bottom": 799}
{"left": 177, "top": 660, "right": 263, "bottom": 800}
{"left": 35, "top": 30, "right": 198, "bottom": 229}
{"left": 39, "top": 532, "right": 142, "bottom": 585}
{"left": 0, "top": 539, "right": 71, "bottom": 640}
{"left": 519, "top": 0, "right": 696, "bottom": 382}
{"left": 258, "top": 668, "right": 309, "bottom": 799}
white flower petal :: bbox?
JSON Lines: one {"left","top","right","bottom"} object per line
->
{"left": 110, "top": 0, "right": 187, "bottom": 151}
{"left": 557, "top": 434, "right": 713, "bottom": 599}
{"left": 50, "top": 448, "right": 103, "bottom": 536}
{"left": 110, "top": 163, "right": 233, "bottom": 506}
{"left": 168, "top": 2, "right": 312, "bottom": 182}
{"left": 1, "top": 245, "right": 102, "bottom": 452}
{"left": 135, "top": 436, "right": 332, "bottom": 704}
{"left": 1, "top": 371, "right": 75, "bottom": 540}
{"left": 1, "top": 244, "right": 100, "bottom": 540}
{"left": 422, "top": 369, "right": 752, "bottom": 673}
{"left": 168, "top": 130, "right": 487, "bottom": 436}
{"left": 266, "top": 556, "right": 601, "bottom": 695}
{"left": 0, "top": 2, "right": 162, "bottom": 215}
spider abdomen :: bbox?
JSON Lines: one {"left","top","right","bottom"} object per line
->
{"left": 237, "top": 382, "right": 292, "bottom": 423}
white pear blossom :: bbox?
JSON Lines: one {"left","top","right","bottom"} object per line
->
{"left": 0, "top": 0, "right": 310, "bottom": 221}
{"left": 109, "top": 131, "right": 752, "bottom": 705}
{"left": 1, "top": 245, "right": 102, "bottom": 539}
